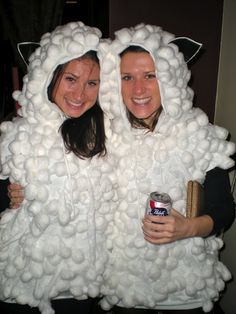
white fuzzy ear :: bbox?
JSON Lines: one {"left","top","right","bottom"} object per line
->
{"left": 17, "top": 42, "right": 40, "bottom": 68}
{"left": 169, "top": 37, "right": 202, "bottom": 63}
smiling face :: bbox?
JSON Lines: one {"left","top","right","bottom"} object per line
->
{"left": 52, "top": 58, "right": 100, "bottom": 118}
{"left": 120, "top": 51, "right": 161, "bottom": 127}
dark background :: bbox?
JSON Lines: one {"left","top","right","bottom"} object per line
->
{"left": 0, "top": 0, "right": 223, "bottom": 123}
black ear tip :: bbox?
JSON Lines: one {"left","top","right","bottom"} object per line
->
{"left": 169, "top": 37, "right": 202, "bottom": 63}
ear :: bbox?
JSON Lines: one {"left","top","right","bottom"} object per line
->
{"left": 169, "top": 37, "right": 202, "bottom": 63}
{"left": 17, "top": 42, "right": 40, "bottom": 68}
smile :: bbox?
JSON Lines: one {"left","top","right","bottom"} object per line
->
{"left": 132, "top": 97, "right": 151, "bottom": 105}
{"left": 66, "top": 99, "right": 83, "bottom": 107}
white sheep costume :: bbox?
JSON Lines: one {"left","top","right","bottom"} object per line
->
{"left": 0, "top": 21, "right": 115, "bottom": 314}
{"left": 98, "top": 24, "right": 235, "bottom": 311}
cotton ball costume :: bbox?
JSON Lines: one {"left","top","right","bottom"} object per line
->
{"left": 99, "top": 24, "right": 235, "bottom": 311}
{"left": 0, "top": 21, "right": 115, "bottom": 314}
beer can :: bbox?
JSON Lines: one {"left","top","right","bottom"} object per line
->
{"left": 146, "top": 192, "right": 172, "bottom": 216}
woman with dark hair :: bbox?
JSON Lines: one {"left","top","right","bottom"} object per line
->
{"left": 0, "top": 21, "right": 114, "bottom": 314}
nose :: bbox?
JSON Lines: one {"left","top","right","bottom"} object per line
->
{"left": 71, "top": 82, "right": 86, "bottom": 100}
{"left": 133, "top": 79, "right": 145, "bottom": 95}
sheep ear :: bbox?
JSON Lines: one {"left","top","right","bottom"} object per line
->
{"left": 17, "top": 42, "right": 40, "bottom": 68}
{"left": 169, "top": 37, "right": 202, "bottom": 63}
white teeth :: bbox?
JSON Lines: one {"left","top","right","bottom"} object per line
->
{"left": 67, "top": 100, "right": 83, "bottom": 107}
{"left": 133, "top": 97, "right": 151, "bottom": 105}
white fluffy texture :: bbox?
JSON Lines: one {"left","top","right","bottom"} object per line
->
{"left": 0, "top": 22, "right": 115, "bottom": 314}
{"left": 98, "top": 24, "right": 235, "bottom": 311}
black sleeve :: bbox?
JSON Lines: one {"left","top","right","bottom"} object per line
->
{"left": 203, "top": 167, "right": 235, "bottom": 236}
{"left": 0, "top": 178, "right": 10, "bottom": 213}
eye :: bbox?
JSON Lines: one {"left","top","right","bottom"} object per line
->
{"left": 88, "top": 80, "right": 99, "bottom": 87}
{"left": 64, "top": 75, "right": 76, "bottom": 82}
{"left": 145, "top": 73, "right": 156, "bottom": 80}
{"left": 121, "top": 75, "right": 132, "bottom": 81}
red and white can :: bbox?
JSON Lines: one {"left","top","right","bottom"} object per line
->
{"left": 146, "top": 192, "right": 172, "bottom": 216}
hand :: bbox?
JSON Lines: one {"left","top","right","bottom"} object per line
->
{"left": 142, "top": 208, "right": 214, "bottom": 244}
{"left": 8, "top": 183, "right": 24, "bottom": 209}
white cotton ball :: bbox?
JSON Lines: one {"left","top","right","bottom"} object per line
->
{"left": 58, "top": 207, "right": 71, "bottom": 226}
{"left": 37, "top": 170, "right": 50, "bottom": 183}
{"left": 99, "top": 298, "right": 112, "bottom": 311}
{"left": 36, "top": 186, "right": 49, "bottom": 202}
{"left": 147, "top": 266, "right": 162, "bottom": 281}
{"left": 96, "top": 216, "right": 107, "bottom": 230}
{"left": 187, "top": 120, "right": 199, "bottom": 133}
{"left": 156, "top": 58, "right": 170, "bottom": 71}
{"left": 198, "top": 159, "right": 209, "bottom": 171}
{"left": 201, "top": 265, "right": 213, "bottom": 279}
{"left": 60, "top": 245, "right": 72, "bottom": 259}
{"left": 214, "top": 125, "right": 228, "bottom": 139}
{"left": 13, "top": 255, "right": 26, "bottom": 270}
{"left": 4, "top": 264, "right": 17, "bottom": 278}
{"left": 86, "top": 269, "right": 97, "bottom": 281}
{"left": 225, "top": 141, "right": 236, "bottom": 155}
{"left": 76, "top": 220, "right": 88, "bottom": 233}
{"left": 9, "top": 141, "right": 22, "bottom": 154}
{"left": 195, "top": 278, "right": 206, "bottom": 290}
{"left": 115, "top": 28, "right": 132, "bottom": 44}
{"left": 72, "top": 250, "right": 85, "bottom": 264}
{"left": 202, "top": 301, "right": 214, "bottom": 313}
{"left": 43, "top": 242, "right": 57, "bottom": 258}
{"left": 27, "top": 80, "right": 41, "bottom": 95}
{"left": 158, "top": 71, "right": 173, "bottom": 83}
{"left": 49, "top": 147, "right": 63, "bottom": 160}
{"left": 28, "top": 201, "right": 41, "bottom": 215}
{"left": 34, "top": 285, "right": 45, "bottom": 300}
{"left": 0, "top": 249, "right": 9, "bottom": 262}
{"left": 61, "top": 269, "right": 74, "bottom": 280}
{"left": 42, "top": 57, "right": 55, "bottom": 72}
{"left": 63, "top": 224, "right": 76, "bottom": 237}
{"left": 54, "top": 162, "right": 66, "bottom": 176}
{"left": 197, "top": 253, "right": 206, "bottom": 261}
{"left": 30, "top": 223, "right": 42, "bottom": 237}
{"left": 70, "top": 285, "right": 84, "bottom": 297}
{"left": 16, "top": 294, "right": 30, "bottom": 305}
{"left": 85, "top": 33, "right": 100, "bottom": 46}
{"left": 34, "top": 145, "right": 47, "bottom": 156}
{"left": 47, "top": 44, "right": 60, "bottom": 58}
{"left": 24, "top": 184, "right": 38, "bottom": 200}
{"left": 20, "top": 271, "right": 32, "bottom": 282}
{"left": 48, "top": 253, "right": 61, "bottom": 266}
{"left": 67, "top": 41, "right": 83, "bottom": 54}
{"left": 165, "top": 103, "right": 181, "bottom": 118}
{"left": 198, "top": 139, "right": 210, "bottom": 151}
{"left": 182, "top": 99, "right": 192, "bottom": 111}
{"left": 35, "top": 213, "right": 50, "bottom": 231}
{"left": 2, "top": 285, "right": 12, "bottom": 298}
{"left": 182, "top": 151, "right": 194, "bottom": 166}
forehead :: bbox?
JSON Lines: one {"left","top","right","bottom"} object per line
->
{"left": 65, "top": 58, "right": 100, "bottom": 72}
{"left": 120, "top": 52, "right": 155, "bottom": 71}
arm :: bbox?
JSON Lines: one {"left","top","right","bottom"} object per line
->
{"left": 142, "top": 167, "right": 235, "bottom": 244}
{"left": 203, "top": 167, "right": 235, "bottom": 235}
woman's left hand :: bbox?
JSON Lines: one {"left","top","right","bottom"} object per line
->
{"left": 142, "top": 208, "right": 214, "bottom": 244}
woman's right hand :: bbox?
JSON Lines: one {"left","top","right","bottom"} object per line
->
{"left": 8, "top": 183, "right": 24, "bottom": 208}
